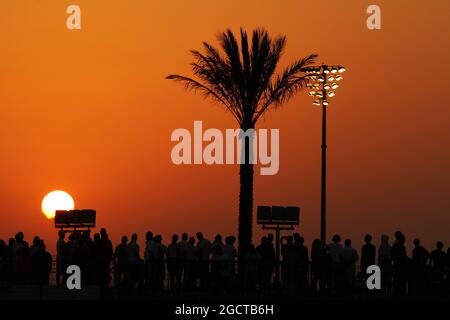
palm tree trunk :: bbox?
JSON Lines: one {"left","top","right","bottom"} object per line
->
{"left": 238, "top": 130, "right": 254, "bottom": 262}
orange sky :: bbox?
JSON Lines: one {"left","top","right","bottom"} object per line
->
{"left": 1, "top": 0, "right": 450, "bottom": 254}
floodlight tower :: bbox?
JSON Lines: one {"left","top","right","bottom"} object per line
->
{"left": 301, "top": 64, "right": 346, "bottom": 245}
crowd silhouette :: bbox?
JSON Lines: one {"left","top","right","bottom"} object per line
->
{"left": 0, "top": 229, "right": 450, "bottom": 299}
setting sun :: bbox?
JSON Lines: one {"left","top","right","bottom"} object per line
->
{"left": 41, "top": 190, "right": 75, "bottom": 219}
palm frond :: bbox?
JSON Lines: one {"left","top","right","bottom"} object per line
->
{"left": 253, "top": 53, "right": 318, "bottom": 124}
{"left": 166, "top": 28, "right": 318, "bottom": 128}
{"left": 165, "top": 74, "right": 242, "bottom": 122}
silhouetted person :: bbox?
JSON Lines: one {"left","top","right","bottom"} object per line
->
{"left": 144, "top": 231, "right": 154, "bottom": 288}
{"left": 82, "top": 232, "right": 96, "bottom": 285}
{"left": 16, "top": 247, "right": 31, "bottom": 284}
{"left": 80, "top": 231, "right": 94, "bottom": 284}
{"left": 211, "top": 243, "right": 225, "bottom": 296}
{"left": 340, "top": 239, "right": 358, "bottom": 296}
{"left": 360, "top": 234, "right": 376, "bottom": 278}
{"left": 29, "top": 237, "right": 41, "bottom": 283}
{"left": 167, "top": 234, "right": 181, "bottom": 292}
{"left": 311, "top": 239, "right": 322, "bottom": 293}
{"left": 410, "top": 238, "right": 429, "bottom": 297}
{"left": 327, "top": 234, "right": 344, "bottom": 294}
{"left": 99, "top": 228, "right": 113, "bottom": 287}
{"left": 62, "top": 231, "right": 78, "bottom": 284}
{"left": 294, "top": 234, "right": 309, "bottom": 295}
{"left": 223, "top": 235, "right": 237, "bottom": 294}
{"left": 430, "top": 241, "right": 446, "bottom": 296}
{"left": 430, "top": 242, "right": 446, "bottom": 281}
{"left": 281, "top": 235, "right": 297, "bottom": 298}
{"left": 212, "top": 234, "right": 224, "bottom": 251}
{"left": 29, "top": 236, "right": 41, "bottom": 260}
{"left": 178, "top": 233, "right": 193, "bottom": 290}
{"left": 152, "top": 235, "right": 166, "bottom": 291}
{"left": 91, "top": 233, "right": 102, "bottom": 284}
{"left": 256, "top": 237, "right": 275, "bottom": 293}
{"left": 127, "top": 233, "right": 140, "bottom": 289}
{"left": 196, "top": 232, "right": 211, "bottom": 289}
{"left": 392, "top": 231, "right": 408, "bottom": 298}
{"left": 56, "top": 230, "right": 65, "bottom": 286}
{"left": 12, "top": 232, "right": 29, "bottom": 264}
{"left": 32, "top": 240, "right": 52, "bottom": 285}
{"left": 243, "top": 244, "right": 261, "bottom": 297}
{"left": 29, "top": 236, "right": 42, "bottom": 283}
{"left": 378, "top": 234, "right": 392, "bottom": 295}
{"left": 114, "top": 236, "right": 129, "bottom": 287}
{"left": 185, "top": 236, "right": 197, "bottom": 291}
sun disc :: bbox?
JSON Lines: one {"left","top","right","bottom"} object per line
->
{"left": 41, "top": 190, "right": 75, "bottom": 219}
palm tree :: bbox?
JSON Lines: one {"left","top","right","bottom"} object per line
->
{"left": 166, "top": 28, "right": 317, "bottom": 259}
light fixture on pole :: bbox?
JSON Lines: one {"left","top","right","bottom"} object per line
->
{"left": 301, "top": 64, "right": 346, "bottom": 245}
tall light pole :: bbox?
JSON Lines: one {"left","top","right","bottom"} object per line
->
{"left": 301, "top": 64, "right": 346, "bottom": 245}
